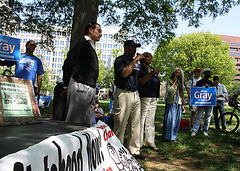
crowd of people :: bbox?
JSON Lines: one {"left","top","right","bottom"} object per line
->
{"left": 1, "top": 22, "right": 239, "bottom": 161}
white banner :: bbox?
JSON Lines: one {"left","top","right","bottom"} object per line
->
{"left": 0, "top": 121, "right": 144, "bottom": 171}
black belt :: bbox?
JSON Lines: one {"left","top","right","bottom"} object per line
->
{"left": 120, "top": 88, "right": 136, "bottom": 92}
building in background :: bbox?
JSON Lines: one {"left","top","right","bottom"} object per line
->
{"left": 220, "top": 35, "right": 240, "bottom": 81}
{"left": 9, "top": 28, "right": 127, "bottom": 83}
{"left": 97, "top": 28, "right": 124, "bottom": 68}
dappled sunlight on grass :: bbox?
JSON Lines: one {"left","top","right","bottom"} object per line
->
{"left": 95, "top": 99, "right": 240, "bottom": 170}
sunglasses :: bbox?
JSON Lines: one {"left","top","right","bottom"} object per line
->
{"left": 30, "top": 44, "right": 37, "bottom": 47}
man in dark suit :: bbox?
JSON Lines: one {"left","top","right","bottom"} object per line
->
{"left": 62, "top": 22, "right": 102, "bottom": 124}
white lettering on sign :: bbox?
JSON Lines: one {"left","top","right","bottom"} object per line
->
{"left": 194, "top": 91, "right": 213, "bottom": 101}
{"left": 0, "top": 43, "right": 16, "bottom": 54}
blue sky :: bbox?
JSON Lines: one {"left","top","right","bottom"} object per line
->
{"left": 137, "top": 5, "right": 240, "bottom": 53}
{"left": 175, "top": 5, "right": 240, "bottom": 37}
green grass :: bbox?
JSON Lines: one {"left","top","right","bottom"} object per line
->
{"left": 147, "top": 101, "right": 240, "bottom": 170}
{"left": 97, "top": 100, "right": 240, "bottom": 171}
{"left": 41, "top": 99, "right": 240, "bottom": 170}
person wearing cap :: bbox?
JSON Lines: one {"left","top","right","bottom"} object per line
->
{"left": 186, "top": 68, "right": 202, "bottom": 127}
{"left": 62, "top": 22, "right": 102, "bottom": 124}
{"left": 213, "top": 76, "right": 227, "bottom": 130}
{"left": 191, "top": 68, "right": 215, "bottom": 137}
{"left": 113, "top": 40, "right": 145, "bottom": 160}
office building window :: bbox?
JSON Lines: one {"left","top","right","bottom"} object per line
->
{"left": 230, "top": 53, "right": 240, "bottom": 57}
{"left": 113, "top": 44, "right": 118, "bottom": 49}
{"left": 230, "top": 48, "right": 238, "bottom": 52}
{"left": 108, "top": 44, "right": 112, "bottom": 49}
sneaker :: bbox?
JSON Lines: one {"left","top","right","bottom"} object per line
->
{"left": 203, "top": 132, "right": 209, "bottom": 137}
{"left": 133, "top": 154, "right": 145, "bottom": 160}
{"left": 191, "top": 131, "right": 196, "bottom": 136}
{"left": 163, "top": 139, "right": 172, "bottom": 143}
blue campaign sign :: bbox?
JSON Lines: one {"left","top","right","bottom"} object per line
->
{"left": 190, "top": 87, "right": 216, "bottom": 106}
{"left": 0, "top": 35, "right": 20, "bottom": 62}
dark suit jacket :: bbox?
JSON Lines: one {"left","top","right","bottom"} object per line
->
{"left": 63, "top": 38, "right": 99, "bottom": 87}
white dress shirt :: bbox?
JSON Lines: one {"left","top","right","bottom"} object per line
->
{"left": 216, "top": 83, "right": 227, "bottom": 101}
{"left": 84, "top": 35, "right": 95, "bottom": 49}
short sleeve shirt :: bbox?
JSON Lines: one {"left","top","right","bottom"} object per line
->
{"left": 138, "top": 64, "right": 160, "bottom": 97}
{"left": 15, "top": 54, "right": 44, "bottom": 87}
{"left": 186, "top": 77, "right": 202, "bottom": 88}
{"left": 114, "top": 53, "right": 140, "bottom": 90}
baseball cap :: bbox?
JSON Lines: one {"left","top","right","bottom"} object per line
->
{"left": 203, "top": 68, "right": 212, "bottom": 72}
{"left": 193, "top": 68, "right": 201, "bottom": 72}
{"left": 124, "top": 40, "right": 141, "bottom": 48}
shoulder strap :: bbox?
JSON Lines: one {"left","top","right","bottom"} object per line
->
{"left": 190, "top": 78, "right": 194, "bottom": 86}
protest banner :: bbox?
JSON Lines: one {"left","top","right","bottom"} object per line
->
{"left": 0, "top": 121, "right": 144, "bottom": 171}
{"left": 0, "top": 76, "right": 41, "bottom": 126}
{"left": 190, "top": 87, "right": 216, "bottom": 106}
{"left": 0, "top": 35, "right": 20, "bottom": 62}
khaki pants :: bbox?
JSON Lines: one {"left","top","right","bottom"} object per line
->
{"left": 140, "top": 97, "right": 157, "bottom": 148}
{"left": 113, "top": 88, "right": 141, "bottom": 155}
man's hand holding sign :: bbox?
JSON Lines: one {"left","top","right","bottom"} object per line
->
{"left": 190, "top": 68, "right": 216, "bottom": 137}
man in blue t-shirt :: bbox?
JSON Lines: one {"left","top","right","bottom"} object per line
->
{"left": 1, "top": 40, "right": 44, "bottom": 96}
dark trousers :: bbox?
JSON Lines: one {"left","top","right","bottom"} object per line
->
{"left": 53, "top": 83, "right": 67, "bottom": 121}
{"left": 213, "top": 100, "right": 226, "bottom": 130}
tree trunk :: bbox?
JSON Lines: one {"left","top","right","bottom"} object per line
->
{"left": 70, "top": 0, "right": 98, "bottom": 47}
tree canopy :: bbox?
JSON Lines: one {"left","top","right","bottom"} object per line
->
{"left": 1, "top": 0, "right": 239, "bottom": 45}
{"left": 153, "top": 32, "right": 237, "bottom": 88}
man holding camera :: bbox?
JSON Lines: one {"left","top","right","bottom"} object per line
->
{"left": 113, "top": 40, "right": 145, "bottom": 160}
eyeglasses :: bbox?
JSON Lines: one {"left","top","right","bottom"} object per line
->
{"left": 30, "top": 44, "right": 37, "bottom": 47}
